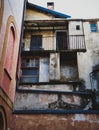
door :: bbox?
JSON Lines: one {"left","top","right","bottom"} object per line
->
{"left": 30, "top": 35, "right": 42, "bottom": 50}
{"left": 56, "top": 31, "right": 67, "bottom": 50}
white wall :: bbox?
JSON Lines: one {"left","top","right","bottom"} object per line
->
{"left": 69, "top": 20, "right": 99, "bottom": 89}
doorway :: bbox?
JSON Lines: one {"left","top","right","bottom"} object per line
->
{"left": 0, "top": 107, "right": 6, "bottom": 130}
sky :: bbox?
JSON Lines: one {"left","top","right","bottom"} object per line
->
{"left": 28, "top": 0, "right": 99, "bottom": 19}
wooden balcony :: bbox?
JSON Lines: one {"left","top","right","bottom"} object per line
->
{"left": 22, "top": 35, "right": 86, "bottom": 54}
{"left": 68, "top": 35, "right": 86, "bottom": 52}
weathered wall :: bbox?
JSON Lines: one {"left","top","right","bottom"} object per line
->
{"left": 23, "top": 31, "right": 55, "bottom": 51}
{"left": 69, "top": 21, "right": 84, "bottom": 35}
{"left": 11, "top": 114, "right": 99, "bottom": 130}
{"left": 25, "top": 9, "right": 54, "bottom": 20}
{"left": 69, "top": 20, "right": 99, "bottom": 89}
{"left": 77, "top": 20, "right": 99, "bottom": 89}
{"left": 14, "top": 92, "right": 84, "bottom": 110}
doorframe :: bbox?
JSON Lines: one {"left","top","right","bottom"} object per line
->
{"left": 55, "top": 30, "right": 68, "bottom": 51}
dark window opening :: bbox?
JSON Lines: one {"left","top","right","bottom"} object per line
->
{"left": 56, "top": 31, "right": 67, "bottom": 50}
{"left": 76, "top": 25, "right": 80, "bottom": 30}
{"left": 60, "top": 53, "right": 78, "bottom": 81}
{"left": 30, "top": 35, "right": 42, "bottom": 50}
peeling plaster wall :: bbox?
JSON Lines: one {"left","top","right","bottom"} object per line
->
{"left": 39, "top": 57, "right": 49, "bottom": 82}
{"left": 14, "top": 93, "right": 83, "bottom": 110}
{"left": 69, "top": 20, "right": 99, "bottom": 89}
{"left": 77, "top": 21, "right": 99, "bottom": 89}
{"left": 49, "top": 53, "right": 60, "bottom": 81}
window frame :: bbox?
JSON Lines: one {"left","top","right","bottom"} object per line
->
{"left": 21, "top": 57, "right": 39, "bottom": 83}
{"left": 55, "top": 30, "right": 68, "bottom": 51}
{"left": 30, "top": 35, "right": 42, "bottom": 50}
{"left": 90, "top": 21, "right": 98, "bottom": 32}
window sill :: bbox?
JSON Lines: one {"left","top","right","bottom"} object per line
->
{"left": 13, "top": 109, "right": 99, "bottom": 114}
{"left": 19, "top": 81, "right": 81, "bottom": 85}
{"left": 16, "top": 88, "right": 91, "bottom": 95}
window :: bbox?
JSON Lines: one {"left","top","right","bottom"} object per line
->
{"left": 30, "top": 35, "right": 42, "bottom": 50}
{"left": 21, "top": 57, "right": 39, "bottom": 83}
{"left": 90, "top": 22, "right": 97, "bottom": 32}
{"left": 56, "top": 31, "right": 67, "bottom": 50}
{"left": 76, "top": 25, "right": 80, "bottom": 30}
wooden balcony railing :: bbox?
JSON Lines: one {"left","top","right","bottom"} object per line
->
{"left": 22, "top": 35, "right": 86, "bottom": 52}
{"left": 68, "top": 35, "right": 86, "bottom": 51}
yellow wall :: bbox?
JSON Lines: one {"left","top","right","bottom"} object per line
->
{"left": 25, "top": 9, "right": 54, "bottom": 20}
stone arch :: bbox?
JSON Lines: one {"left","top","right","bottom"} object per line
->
{"left": 0, "top": 15, "right": 18, "bottom": 81}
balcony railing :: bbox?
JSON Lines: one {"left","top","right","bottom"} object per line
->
{"left": 68, "top": 35, "right": 86, "bottom": 51}
{"left": 22, "top": 35, "right": 86, "bottom": 52}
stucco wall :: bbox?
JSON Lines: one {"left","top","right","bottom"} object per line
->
{"left": 77, "top": 21, "right": 99, "bottom": 89}
{"left": 69, "top": 20, "right": 99, "bottom": 89}
{"left": 0, "top": 0, "right": 24, "bottom": 101}
{"left": 0, "top": 0, "right": 24, "bottom": 129}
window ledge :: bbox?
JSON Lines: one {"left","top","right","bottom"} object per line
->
{"left": 16, "top": 88, "right": 91, "bottom": 95}
{"left": 13, "top": 109, "right": 99, "bottom": 114}
{"left": 19, "top": 81, "right": 81, "bottom": 85}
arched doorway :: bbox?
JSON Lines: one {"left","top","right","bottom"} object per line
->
{"left": 0, "top": 106, "right": 7, "bottom": 130}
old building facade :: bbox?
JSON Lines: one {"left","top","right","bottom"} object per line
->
{"left": 0, "top": 1, "right": 99, "bottom": 130}
{"left": 0, "top": 0, "right": 25, "bottom": 129}
{"left": 12, "top": 2, "right": 99, "bottom": 130}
